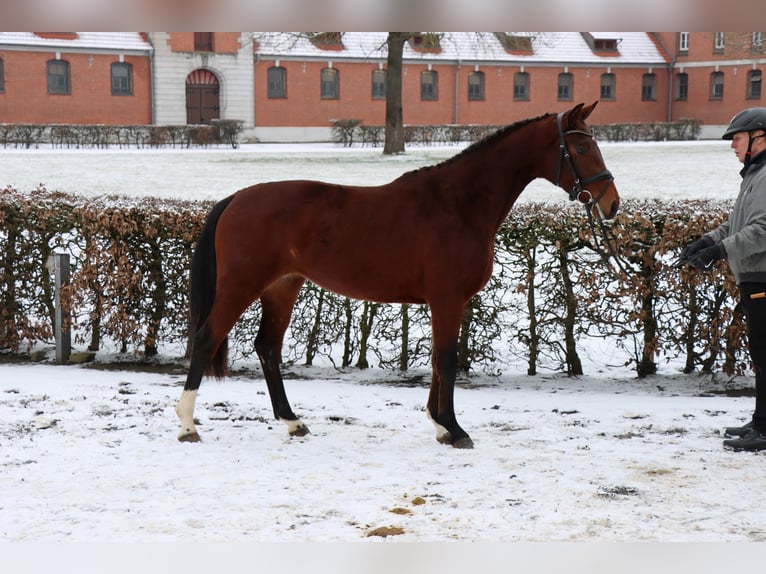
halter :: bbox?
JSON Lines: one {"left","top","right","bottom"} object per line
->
{"left": 555, "top": 111, "right": 626, "bottom": 274}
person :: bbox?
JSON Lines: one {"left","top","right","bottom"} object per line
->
{"left": 680, "top": 107, "right": 766, "bottom": 451}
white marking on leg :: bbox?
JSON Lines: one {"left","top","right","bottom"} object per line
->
{"left": 427, "top": 410, "right": 450, "bottom": 443}
{"left": 176, "top": 389, "right": 199, "bottom": 441}
{"left": 280, "top": 417, "right": 310, "bottom": 437}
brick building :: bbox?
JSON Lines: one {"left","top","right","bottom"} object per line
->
{"left": 0, "top": 32, "right": 152, "bottom": 125}
{"left": 1, "top": 32, "right": 764, "bottom": 141}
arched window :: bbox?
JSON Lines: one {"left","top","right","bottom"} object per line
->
{"left": 47, "top": 59, "right": 70, "bottom": 94}
{"left": 268, "top": 66, "right": 286, "bottom": 98}
{"left": 513, "top": 72, "right": 529, "bottom": 101}
{"left": 111, "top": 62, "right": 133, "bottom": 96}
{"left": 468, "top": 71, "right": 485, "bottom": 101}
{"left": 421, "top": 70, "right": 438, "bottom": 100}
{"left": 321, "top": 68, "right": 339, "bottom": 99}
{"left": 558, "top": 72, "right": 573, "bottom": 101}
{"left": 371, "top": 69, "right": 386, "bottom": 99}
{"left": 600, "top": 73, "right": 616, "bottom": 100}
{"left": 748, "top": 69, "right": 762, "bottom": 100}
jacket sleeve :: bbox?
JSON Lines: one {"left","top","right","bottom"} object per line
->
{"left": 719, "top": 180, "right": 766, "bottom": 260}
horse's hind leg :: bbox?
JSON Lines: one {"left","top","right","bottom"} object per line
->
{"left": 178, "top": 289, "right": 258, "bottom": 442}
{"left": 255, "top": 275, "right": 308, "bottom": 437}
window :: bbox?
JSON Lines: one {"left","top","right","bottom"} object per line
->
{"left": 47, "top": 59, "right": 70, "bottom": 94}
{"left": 558, "top": 72, "right": 573, "bottom": 101}
{"left": 0, "top": 58, "right": 4, "bottom": 92}
{"left": 679, "top": 32, "right": 689, "bottom": 52}
{"left": 267, "top": 66, "right": 286, "bottom": 98}
{"left": 513, "top": 72, "right": 529, "bottom": 101}
{"left": 753, "top": 32, "right": 764, "bottom": 52}
{"left": 748, "top": 69, "right": 762, "bottom": 99}
{"left": 420, "top": 70, "right": 438, "bottom": 100}
{"left": 710, "top": 71, "right": 724, "bottom": 100}
{"left": 371, "top": 69, "right": 386, "bottom": 99}
{"left": 110, "top": 62, "right": 132, "bottom": 96}
{"left": 676, "top": 72, "right": 688, "bottom": 100}
{"left": 320, "top": 67, "right": 339, "bottom": 99}
{"left": 642, "top": 73, "right": 656, "bottom": 101}
{"left": 194, "top": 33, "right": 213, "bottom": 52}
{"left": 467, "top": 71, "right": 484, "bottom": 101}
{"left": 714, "top": 32, "right": 725, "bottom": 52}
{"left": 600, "top": 73, "right": 615, "bottom": 100}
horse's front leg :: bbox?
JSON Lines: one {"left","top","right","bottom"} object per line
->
{"left": 427, "top": 303, "right": 474, "bottom": 449}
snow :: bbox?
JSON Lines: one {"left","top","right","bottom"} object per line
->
{"left": 2, "top": 139, "right": 764, "bottom": 563}
{"left": 1, "top": 361, "right": 763, "bottom": 545}
{"left": 0, "top": 139, "right": 739, "bottom": 203}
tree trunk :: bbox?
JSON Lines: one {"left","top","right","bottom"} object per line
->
{"left": 356, "top": 301, "right": 378, "bottom": 369}
{"left": 399, "top": 303, "right": 409, "bottom": 371}
{"left": 383, "top": 33, "right": 410, "bottom": 155}
{"left": 558, "top": 247, "right": 583, "bottom": 376}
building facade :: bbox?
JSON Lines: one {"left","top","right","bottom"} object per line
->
{"left": 0, "top": 32, "right": 152, "bottom": 125}
{"left": 1, "top": 32, "right": 764, "bottom": 141}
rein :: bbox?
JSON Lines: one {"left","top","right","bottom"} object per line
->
{"left": 555, "top": 112, "right": 627, "bottom": 274}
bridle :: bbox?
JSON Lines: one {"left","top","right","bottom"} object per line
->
{"left": 555, "top": 111, "right": 626, "bottom": 274}
{"left": 555, "top": 111, "right": 614, "bottom": 208}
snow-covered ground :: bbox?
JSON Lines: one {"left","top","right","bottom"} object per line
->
{"left": 0, "top": 139, "right": 737, "bottom": 203}
{"left": 0, "top": 361, "right": 763, "bottom": 543}
{"left": 2, "top": 139, "right": 763, "bottom": 558}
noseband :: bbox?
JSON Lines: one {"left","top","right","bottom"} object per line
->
{"left": 555, "top": 111, "right": 614, "bottom": 209}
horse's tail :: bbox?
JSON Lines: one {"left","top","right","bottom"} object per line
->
{"left": 189, "top": 194, "right": 235, "bottom": 379}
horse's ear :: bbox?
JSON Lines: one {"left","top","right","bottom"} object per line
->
{"left": 580, "top": 101, "right": 598, "bottom": 121}
{"left": 562, "top": 103, "right": 585, "bottom": 128}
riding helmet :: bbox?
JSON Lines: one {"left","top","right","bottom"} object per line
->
{"left": 722, "top": 107, "right": 766, "bottom": 139}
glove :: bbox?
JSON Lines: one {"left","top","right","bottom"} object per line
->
{"left": 680, "top": 236, "right": 714, "bottom": 263}
{"left": 687, "top": 243, "right": 726, "bottom": 269}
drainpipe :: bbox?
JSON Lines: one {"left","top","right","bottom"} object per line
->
{"left": 667, "top": 38, "right": 676, "bottom": 122}
{"left": 652, "top": 32, "right": 674, "bottom": 122}
{"left": 454, "top": 59, "right": 461, "bottom": 125}
{"left": 146, "top": 33, "right": 156, "bottom": 125}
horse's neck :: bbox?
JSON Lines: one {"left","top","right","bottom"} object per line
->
{"left": 444, "top": 121, "right": 553, "bottom": 230}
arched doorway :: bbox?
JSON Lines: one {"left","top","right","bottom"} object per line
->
{"left": 185, "top": 69, "right": 220, "bottom": 124}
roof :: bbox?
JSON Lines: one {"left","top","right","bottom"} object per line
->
{"left": 0, "top": 32, "right": 152, "bottom": 54}
{"left": 253, "top": 32, "right": 670, "bottom": 66}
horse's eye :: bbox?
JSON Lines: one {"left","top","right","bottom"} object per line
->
{"left": 575, "top": 145, "right": 587, "bottom": 155}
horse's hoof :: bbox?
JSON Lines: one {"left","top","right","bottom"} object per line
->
{"left": 288, "top": 422, "right": 310, "bottom": 437}
{"left": 452, "top": 436, "right": 474, "bottom": 449}
{"left": 178, "top": 431, "right": 202, "bottom": 443}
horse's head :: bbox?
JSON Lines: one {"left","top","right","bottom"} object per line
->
{"left": 551, "top": 101, "right": 619, "bottom": 220}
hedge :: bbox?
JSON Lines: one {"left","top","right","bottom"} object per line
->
{"left": 332, "top": 120, "right": 703, "bottom": 147}
{"left": 0, "top": 186, "right": 745, "bottom": 379}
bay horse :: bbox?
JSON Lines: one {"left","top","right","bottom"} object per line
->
{"left": 177, "top": 101, "right": 619, "bottom": 449}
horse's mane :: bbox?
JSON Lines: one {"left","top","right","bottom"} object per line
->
{"left": 394, "top": 111, "right": 555, "bottom": 181}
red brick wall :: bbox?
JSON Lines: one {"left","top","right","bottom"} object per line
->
{"left": 0, "top": 51, "right": 151, "bottom": 125}
{"left": 254, "top": 59, "right": 670, "bottom": 127}
{"left": 656, "top": 32, "right": 766, "bottom": 126}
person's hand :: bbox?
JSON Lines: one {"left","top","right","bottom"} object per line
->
{"left": 679, "top": 236, "right": 714, "bottom": 263}
{"left": 687, "top": 243, "right": 726, "bottom": 269}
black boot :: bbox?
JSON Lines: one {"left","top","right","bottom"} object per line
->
{"left": 724, "top": 428, "right": 766, "bottom": 451}
{"left": 724, "top": 421, "right": 753, "bottom": 437}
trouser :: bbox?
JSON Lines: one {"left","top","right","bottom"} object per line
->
{"left": 739, "top": 282, "right": 766, "bottom": 432}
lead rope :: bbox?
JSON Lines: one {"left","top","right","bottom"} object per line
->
{"left": 583, "top": 196, "right": 629, "bottom": 277}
